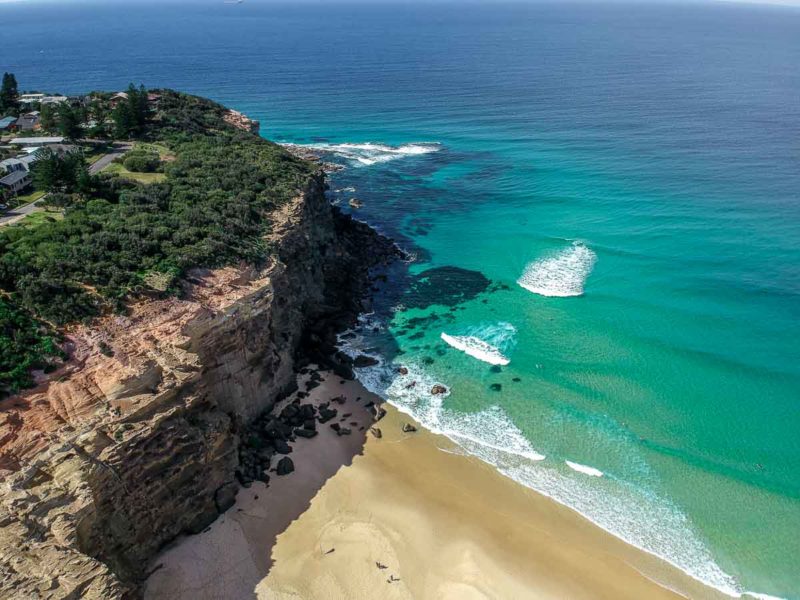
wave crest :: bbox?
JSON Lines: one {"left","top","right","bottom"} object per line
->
{"left": 517, "top": 242, "right": 597, "bottom": 297}
{"left": 440, "top": 332, "right": 510, "bottom": 365}
{"left": 296, "top": 141, "right": 441, "bottom": 167}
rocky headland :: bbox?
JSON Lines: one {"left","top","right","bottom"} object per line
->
{"left": 0, "top": 166, "right": 400, "bottom": 598}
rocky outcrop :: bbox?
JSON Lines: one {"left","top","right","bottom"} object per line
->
{"left": 223, "top": 109, "right": 260, "bottom": 135}
{"left": 0, "top": 173, "right": 399, "bottom": 599}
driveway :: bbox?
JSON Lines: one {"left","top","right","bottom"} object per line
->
{"left": 0, "top": 198, "right": 46, "bottom": 227}
{"left": 89, "top": 142, "right": 132, "bottom": 174}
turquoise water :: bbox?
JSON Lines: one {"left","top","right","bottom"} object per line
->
{"left": 3, "top": 1, "right": 800, "bottom": 596}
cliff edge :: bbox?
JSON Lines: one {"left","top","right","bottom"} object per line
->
{"left": 0, "top": 171, "right": 398, "bottom": 598}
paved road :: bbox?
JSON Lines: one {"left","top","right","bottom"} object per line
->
{"left": 0, "top": 143, "right": 132, "bottom": 227}
{"left": 89, "top": 142, "right": 132, "bottom": 174}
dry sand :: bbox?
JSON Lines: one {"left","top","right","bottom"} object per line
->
{"left": 146, "top": 373, "right": 724, "bottom": 600}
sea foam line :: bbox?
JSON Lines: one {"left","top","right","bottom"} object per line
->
{"left": 337, "top": 321, "right": 746, "bottom": 598}
{"left": 565, "top": 460, "right": 604, "bottom": 477}
{"left": 518, "top": 241, "right": 597, "bottom": 297}
{"left": 440, "top": 332, "right": 510, "bottom": 365}
{"left": 293, "top": 141, "right": 442, "bottom": 167}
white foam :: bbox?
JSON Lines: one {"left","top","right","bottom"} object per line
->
{"left": 743, "top": 593, "right": 787, "bottom": 600}
{"left": 384, "top": 364, "right": 545, "bottom": 463}
{"left": 440, "top": 332, "right": 510, "bottom": 365}
{"left": 336, "top": 318, "right": 744, "bottom": 598}
{"left": 565, "top": 460, "right": 604, "bottom": 477}
{"left": 517, "top": 241, "right": 597, "bottom": 297}
{"left": 298, "top": 141, "right": 441, "bottom": 167}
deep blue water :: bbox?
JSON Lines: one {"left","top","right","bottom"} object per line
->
{"left": 2, "top": 1, "right": 800, "bottom": 597}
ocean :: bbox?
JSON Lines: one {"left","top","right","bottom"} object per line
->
{"left": 2, "top": 0, "right": 799, "bottom": 597}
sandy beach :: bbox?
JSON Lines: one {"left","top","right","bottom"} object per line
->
{"left": 145, "top": 371, "right": 724, "bottom": 600}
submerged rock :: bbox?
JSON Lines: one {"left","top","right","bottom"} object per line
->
{"left": 353, "top": 354, "right": 379, "bottom": 368}
{"left": 489, "top": 383, "right": 502, "bottom": 392}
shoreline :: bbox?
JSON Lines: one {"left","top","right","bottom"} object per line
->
{"left": 145, "top": 370, "right": 727, "bottom": 600}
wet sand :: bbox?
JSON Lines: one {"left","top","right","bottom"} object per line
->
{"left": 146, "top": 373, "right": 724, "bottom": 600}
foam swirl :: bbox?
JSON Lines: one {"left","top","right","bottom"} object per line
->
{"left": 517, "top": 242, "right": 597, "bottom": 297}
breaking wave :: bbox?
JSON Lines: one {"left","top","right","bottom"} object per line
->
{"left": 302, "top": 141, "right": 441, "bottom": 167}
{"left": 565, "top": 460, "right": 604, "bottom": 477}
{"left": 517, "top": 241, "right": 597, "bottom": 297}
{"left": 440, "top": 333, "right": 510, "bottom": 365}
{"left": 337, "top": 317, "right": 744, "bottom": 598}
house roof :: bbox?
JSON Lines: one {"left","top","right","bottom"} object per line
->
{"left": 10, "top": 137, "right": 65, "bottom": 145}
{"left": 0, "top": 170, "right": 30, "bottom": 186}
{"left": 0, "top": 158, "right": 24, "bottom": 168}
{"left": 0, "top": 116, "right": 15, "bottom": 129}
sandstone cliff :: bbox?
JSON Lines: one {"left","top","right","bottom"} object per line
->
{"left": 0, "top": 174, "right": 397, "bottom": 599}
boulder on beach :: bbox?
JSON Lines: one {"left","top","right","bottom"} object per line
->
{"left": 276, "top": 456, "right": 294, "bottom": 476}
{"left": 370, "top": 427, "right": 382, "bottom": 439}
{"left": 294, "top": 428, "right": 317, "bottom": 439}
{"left": 274, "top": 439, "right": 292, "bottom": 454}
{"left": 318, "top": 406, "right": 338, "bottom": 423}
{"left": 402, "top": 423, "right": 417, "bottom": 433}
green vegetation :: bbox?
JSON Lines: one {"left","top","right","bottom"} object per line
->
{"left": 122, "top": 148, "right": 160, "bottom": 173}
{"left": 0, "top": 89, "right": 314, "bottom": 395}
{"left": 32, "top": 148, "right": 91, "bottom": 194}
{"left": 102, "top": 161, "right": 166, "bottom": 184}
{"left": 13, "top": 190, "right": 45, "bottom": 206}
{"left": 0, "top": 73, "right": 19, "bottom": 116}
{"left": 0, "top": 297, "right": 64, "bottom": 397}
{"left": 112, "top": 84, "right": 150, "bottom": 139}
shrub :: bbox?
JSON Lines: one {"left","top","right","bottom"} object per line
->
{"left": 123, "top": 151, "right": 160, "bottom": 173}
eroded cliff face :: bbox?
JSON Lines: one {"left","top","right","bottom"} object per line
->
{"left": 0, "top": 175, "right": 397, "bottom": 599}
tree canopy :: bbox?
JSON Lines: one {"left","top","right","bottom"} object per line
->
{"left": 0, "top": 73, "right": 19, "bottom": 116}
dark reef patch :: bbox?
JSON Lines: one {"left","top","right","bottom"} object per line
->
{"left": 402, "top": 266, "right": 491, "bottom": 310}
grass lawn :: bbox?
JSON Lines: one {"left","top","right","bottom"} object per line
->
{"left": 15, "top": 210, "right": 63, "bottom": 229}
{"left": 134, "top": 141, "right": 173, "bottom": 159}
{"left": 13, "top": 190, "right": 45, "bottom": 206}
{"left": 102, "top": 162, "right": 166, "bottom": 184}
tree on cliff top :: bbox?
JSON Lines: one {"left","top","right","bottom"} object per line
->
{"left": 112, "top": 84, "right": 150, "bottom": 139}
{"left": 0, "top": 73, "right": 19, "bottom": 116}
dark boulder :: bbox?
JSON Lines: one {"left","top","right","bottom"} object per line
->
{"left": 294, "top": 428, "right": 318, "bottom": 439}
{"left": 490, "top": 383, "right": 502, "bottom": 392}
{"left": 402, "top": 423, "right": 417, "bottom": 433}
{"left": 276, "top": 457, "right": 295, "bottom": 476}
{"left": 274, "top": 439, "right": 292, "bottom": 454}
{"left": 431, "top": 384, "right": 448, "bottom": 395}
{"left": 318, "top": 406, "right": 338, "bottom": 423}
{"left": 353, "top": 354, "right": 379, "bottom": 368}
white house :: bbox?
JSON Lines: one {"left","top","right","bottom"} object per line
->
{"left": 0, "top": 170, "right": 32, "bottom": 194}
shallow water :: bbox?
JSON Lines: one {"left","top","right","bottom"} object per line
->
{"left": 3, "top": 1, "right": 799, "bottom": 597}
